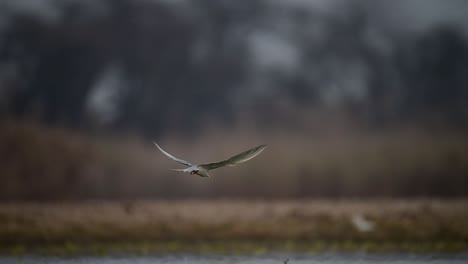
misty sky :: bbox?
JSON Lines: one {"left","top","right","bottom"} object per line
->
{"left": 3, "top": 0, "right": 468, "bottom": 31}
{"left": 362, "top": 0, "right": 468, "bottom": 34}
{"left": 271, "top": 0, "right": 468, "bottom": 32}
{"left": 2, "top": 0, "right": 468, "bottom": 122}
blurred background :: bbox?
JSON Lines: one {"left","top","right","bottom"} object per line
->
{"left": 1, "top": 0, "right": 468, "bottom": 201}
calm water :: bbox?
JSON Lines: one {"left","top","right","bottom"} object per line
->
{"left": 1, "top": 254, "right": 468, "bottom": 264}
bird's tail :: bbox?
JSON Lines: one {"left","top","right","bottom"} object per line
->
{"left": 170, "top": 168, "right": 187, "bottom": 172}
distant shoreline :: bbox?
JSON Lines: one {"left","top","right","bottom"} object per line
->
{"left": 1, "top": 200, "right": 467, "bottom": 255}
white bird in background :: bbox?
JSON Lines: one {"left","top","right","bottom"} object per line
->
{"left": 153, "top": 142, "right": 266, "bottom": 178}
{"left": 350, "top": 213, "right": 375, "bottom": 232}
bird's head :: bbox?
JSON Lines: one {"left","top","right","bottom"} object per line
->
{"left": 190, "top": 169, "right": 210, "bottom": 178}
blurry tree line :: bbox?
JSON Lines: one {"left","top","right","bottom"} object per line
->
{"left": 1, "top": 0, "right": 468, "bottom": 136}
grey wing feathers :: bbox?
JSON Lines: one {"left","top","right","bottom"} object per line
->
{"left": 200, "top": 144, "right": 266, "bottom": 171}
{"left": 153, "top": 141, "right": 193, "bottom": 167}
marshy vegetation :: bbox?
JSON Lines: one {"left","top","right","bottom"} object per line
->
{"left": 1, "top": 121, "right": 467, "bottom": 254}
{"left": 1, "top": 200, "right": 467, "bottom": 254}
{"left": 1, "top": 1, "right": 468, "bottom": 258}
{"left": 1, "top": 120, "right": 468, "bottom": 200}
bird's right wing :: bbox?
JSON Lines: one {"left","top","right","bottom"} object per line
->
{"left": 199, "top": 144, "right": 266, "bottom": 171}
{"left": 153, "top": 141, "right": 193, "bottom": 167}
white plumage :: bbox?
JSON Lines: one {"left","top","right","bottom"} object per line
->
{"left": 153, "top": 142, "right": 266, "bottom": 177}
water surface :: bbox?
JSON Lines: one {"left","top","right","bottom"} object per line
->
{"left": 2, "top": 254, "right": 468, "bottom": 264}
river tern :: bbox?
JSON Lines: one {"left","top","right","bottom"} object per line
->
{"left": 153, "top": 142, "right": 266, "bottom": 177}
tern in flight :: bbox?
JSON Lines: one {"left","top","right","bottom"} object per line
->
{"left": 153, "top": 142, "right": 266, "bottom": 177}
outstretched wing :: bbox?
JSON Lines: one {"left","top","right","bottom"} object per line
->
{"left": 153, "top": 141, "right": 193, "bottom": 167}
{"left": 200, "top": 144, "right": 266, "bottom": 171}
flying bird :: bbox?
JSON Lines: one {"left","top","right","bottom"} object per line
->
{"left": 153, "top": 141, "right": 266, "bottom": 177}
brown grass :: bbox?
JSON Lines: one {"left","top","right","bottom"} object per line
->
{"left": 1, "top": 199, "right": 467, "bottom": 243}
{"left": 1, "top": 120, "right": 468, "bottom": 199}
{"left": 1, "top": 200, "right": 468, "bottom": 254}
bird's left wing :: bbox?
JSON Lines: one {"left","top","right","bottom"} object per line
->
{"left": 153, "top": 141, "right": 193, "bottom": 167}
{"left": 199, "top": 144, "right": 266, "bottom": 171}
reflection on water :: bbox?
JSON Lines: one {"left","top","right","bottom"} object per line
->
{"left": 1, "top": 254, "right": 468, "bottom": 264}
